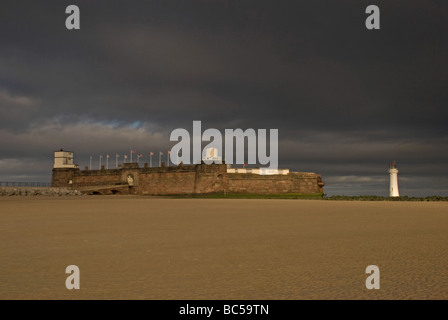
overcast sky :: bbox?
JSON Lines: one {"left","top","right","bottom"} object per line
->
{"left": 0, "top": 0, "right": 447, "bottom": 196}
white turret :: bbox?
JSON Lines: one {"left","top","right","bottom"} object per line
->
{"left": 389, "top": 161, "right": 399, "bottom": 197}
{"left": 202, "top": 147, "right": 222, "bottom": 164}
{"left": 54, "top": 149, "right": 78, "bottom": 168}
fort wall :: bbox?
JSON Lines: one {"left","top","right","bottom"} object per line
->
{"left": 51, "top": 163, "right": 324, "bottom": 195}
{"left": 226, "top": 172, "right": 323, "bottom": 194}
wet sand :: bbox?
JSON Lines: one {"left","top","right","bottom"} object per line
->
{"left": 0, "top": 196, "right": 447, "bottom": 300}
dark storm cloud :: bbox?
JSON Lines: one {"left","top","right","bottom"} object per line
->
{"left": 0, "top": 0, "right": 447, "bottom": 195}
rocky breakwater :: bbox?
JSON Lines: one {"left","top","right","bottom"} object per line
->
{"left": 0, "top": 187, "right": 82, "bottom": 196}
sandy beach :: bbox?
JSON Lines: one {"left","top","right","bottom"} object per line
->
{"left": 0, "top": 196, "right": 447, "bottom": 300}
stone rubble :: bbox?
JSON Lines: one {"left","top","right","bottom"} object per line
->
{"left": 0, "top": 187, "right": 82, "bottom": 196}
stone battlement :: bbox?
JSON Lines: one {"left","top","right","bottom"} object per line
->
{"left": 51, "top": 163, "right": 324, "bottom": 196}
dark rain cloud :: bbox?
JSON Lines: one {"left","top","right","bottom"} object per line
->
{"left": 0, "top": 0, "right": 447, "bottom": 196}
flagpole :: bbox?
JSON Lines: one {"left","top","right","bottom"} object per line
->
{"left": 99, "top": 155, "right": 102, "bottom": 170}
{"left": 116, "top": 154, "right": 118, "bottom": 168}
{"left": 159, "top": 152, "right": 162, "bottom": 167}
{"left": 167, "top": 151, "right": 170, "bottom": 167}
{"left": 130, "top": 150, "right": 132, "bottom": 163}
{"left": 150, "top": 153, "right": 152, "bottom": 168}
{"left": 89, "top": 156, "right": 92, "bottom": 170}
{"left": 106, "top": 155, "right": 109, "bottom": 170}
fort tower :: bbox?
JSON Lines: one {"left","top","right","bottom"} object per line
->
{"left": 54, "top": 149, "right": 78, "bottom": 169}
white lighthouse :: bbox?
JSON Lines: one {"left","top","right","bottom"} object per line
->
{"left": 389, "top": 161, "right": 399, "bottom": 197}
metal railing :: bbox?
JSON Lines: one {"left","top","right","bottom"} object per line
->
{"left": 0, "top": 181, "right": 51, "bottom": 187}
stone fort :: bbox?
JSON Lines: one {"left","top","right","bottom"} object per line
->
{"left": 51, "top": 149, "right": 325, "bottom": 195}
